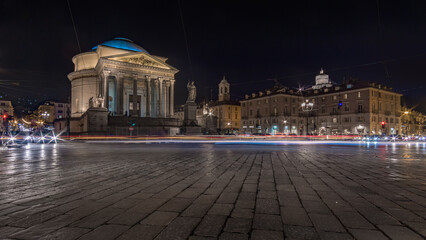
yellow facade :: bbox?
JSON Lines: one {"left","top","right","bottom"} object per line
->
{"left": 211, "top": 103, "right": 241, "bottom": 131}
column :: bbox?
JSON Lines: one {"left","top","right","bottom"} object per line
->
{"left": 102, "top": 70, "right": 110, "bottom": 109}
{"left": 165, "top": 81, "right": 170, "bottom": 117}
{"left": 116, "top": 74, "right": 124, "bottom": 115}
{"left": 145, "top": 76, "right": 151, "bottom": 117}
{"left": 132, "top": 77, "right": 138, "bottom": 117}
{"left": 170, "top": 79, "right": 175, "bottom": 116}
{"left": 158, "top": 78, "right": 163, "bottom": 117}
{"left": 153, "top": 79, "right": 158, "bottom": 117}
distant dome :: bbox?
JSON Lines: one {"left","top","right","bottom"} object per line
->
{"left": 92, "top": 37, "right": 149, "bottom": 53}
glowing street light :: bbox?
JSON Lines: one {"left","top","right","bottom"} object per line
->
{"left": 301, "top": 99, "right": 314, "bottom": 112}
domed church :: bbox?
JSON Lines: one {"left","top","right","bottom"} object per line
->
{"left": 67, "top": 37, "right": 180, "bottom": 135}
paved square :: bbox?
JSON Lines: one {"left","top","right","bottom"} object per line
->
{"left": 0, "top": 142, "right": 425, "bottom": 239}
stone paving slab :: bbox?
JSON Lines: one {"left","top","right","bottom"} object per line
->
{"left": 0, "top": 143, "right": 425, "bottom": 239}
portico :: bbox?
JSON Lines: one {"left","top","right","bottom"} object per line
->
{"left": 100, "top": 71, "right": 175, "bottom": 118}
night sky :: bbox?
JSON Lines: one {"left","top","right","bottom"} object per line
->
{"left": 0, "top": 0, "right": 425, "bottom": 113}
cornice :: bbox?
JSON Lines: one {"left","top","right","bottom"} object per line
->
{"left": 67, "top": 69, "right": 97, "bottom": 81}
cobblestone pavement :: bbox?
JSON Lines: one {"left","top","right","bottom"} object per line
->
{"left": 0, "top": 142, "right": 425, "bottom": 240}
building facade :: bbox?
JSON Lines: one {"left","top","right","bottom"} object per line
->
{"left": 401, "top": 107, "right": 425, "bottom": 136}
{"left": 36, "top": 103, "right": 55, "bottom": 124}
{"left": 0, "top": 100, "right": 14, "bottom": 132}
{"left": 54, "top": 102, "right": 70, "bottom": 120}
{"left": 0, "top": 100, "right": 14, "bottom": 116}
{"left": 210, "top": 77, "right": 241, "bottom": 133}
{"left": 241, "top": 70, "right": 403, "bottom": 136}
{"left": 67, "top": 37, "right": 180, "bottom": 135}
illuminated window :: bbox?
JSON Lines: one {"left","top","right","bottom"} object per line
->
{"left": 344, "top": 94, "right": 347, "bottom": 99}
{"left": 358, "top": 92, "right": 361, "bottom": 98}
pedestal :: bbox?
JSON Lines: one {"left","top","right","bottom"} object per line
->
{"left": 183, "top": 102, "right": 201, "bottom": 135}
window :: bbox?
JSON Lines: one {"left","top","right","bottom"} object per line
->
{"left": 321, "top": 107, "right": 326, "bottom": 113}
{"left": 332, "top": 107, "right": 337, "bottom": 114}
{"left": 358, "top": 92, "right": 361, "bottom": 98}
{"left": 58, "top": 104, "right": 63, "bottom": 107}
{"left": 322, "top": 97, "right": 325, "bottom": 102}
{"left": 292, "top": 107, "right": 296, "bottom": 113}
{"left": 257, "top": 101, "right": 260, "bottom": 105}
{"left": 242, "top": 103, "right": 245, "bottom": 107}
{"left": 344, "top": 103, "right": 349, "bottom": 111}
{"left": 379, "top": 102, "right": 382, "bottom": 111}
{"left": 273, "top": 107, "right": 277, "bottom": 115}
{"left": 228, "top": 113, "right": 231, "bottom": 119}
{"left": 344, "top": 94, "right": 347, "bottom": 99}
{"left": 358, "top": 104, "right": 363, "bottom": 113}
{"left": 235, "top": 113, "right": 238, "bottom": 119}
{"left": 284, "top": 106, "right": 288, "bottom": 114}
{"left": 333, "top": 96, "right": 337, "bottom": 100}
{"left": 333, "top": 118, "right": 337, "bottom": 123}
{"left": 284, "top": 97, "right": 288, "bottom": 102}
{"left": 250, "top": 110, "right": 253, "bottom": 116}
{"left": 265, "top": 99, "right": 268, "bottom": 103}
{"left": 58, "top": 110, "right": 63, "bottom": 113}
{"left": 344, "top": 117, "right": 351, "bottom": 122}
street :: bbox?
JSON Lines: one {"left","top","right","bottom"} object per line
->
{"left": 0, "top": 142, "right": 425, "bottom": 240}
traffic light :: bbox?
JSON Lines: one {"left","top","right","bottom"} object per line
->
{"left": 128, "top": 120, "right": 136, "bottom": 127}
{"left": 338, "top": 101, "right": 343, "bottom": 109}
{"left": 381, "top": 121, "right": 386, "bottom": 128}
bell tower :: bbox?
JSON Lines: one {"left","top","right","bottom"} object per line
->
{"left": 218, "top": 76, "right": 230, "bottom": 102}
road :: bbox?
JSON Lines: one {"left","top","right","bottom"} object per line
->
{"left": 0, "top": 142, "right": 425, "bottom": 239}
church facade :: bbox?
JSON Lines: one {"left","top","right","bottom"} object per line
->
{"left": 67, "top": 37, "right": 180, "bottom": 135}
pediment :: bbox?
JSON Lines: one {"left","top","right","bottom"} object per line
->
{"left": 106, "top": 52, "right": 175, "bottom": 70}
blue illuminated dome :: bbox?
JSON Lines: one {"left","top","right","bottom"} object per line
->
{"left": 92, "top": 37, "right": 149, "bottom": 53}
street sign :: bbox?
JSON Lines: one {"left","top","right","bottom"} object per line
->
{"left": 129, "top": 127, "right": 134, "bottom": 131}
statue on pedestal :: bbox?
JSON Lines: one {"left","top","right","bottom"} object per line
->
{"left": 183, "top": 81, "right": 201, "bottom": 135}
{"left": 186, "top": 81, "right": 196, "bottom": 103}
{"left": 89, "top": 95, "right": 105, "bottom": 108}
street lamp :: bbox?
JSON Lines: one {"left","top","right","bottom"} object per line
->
{"left": 301, "top": 99, "right": 314, "bottom": 135}
{"left": 301, "top": 99, "right": 314, "bottom": 112}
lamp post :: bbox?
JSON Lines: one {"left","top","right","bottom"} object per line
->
{"left": 301, "top": 99, "right": 314, "bottom": 135}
